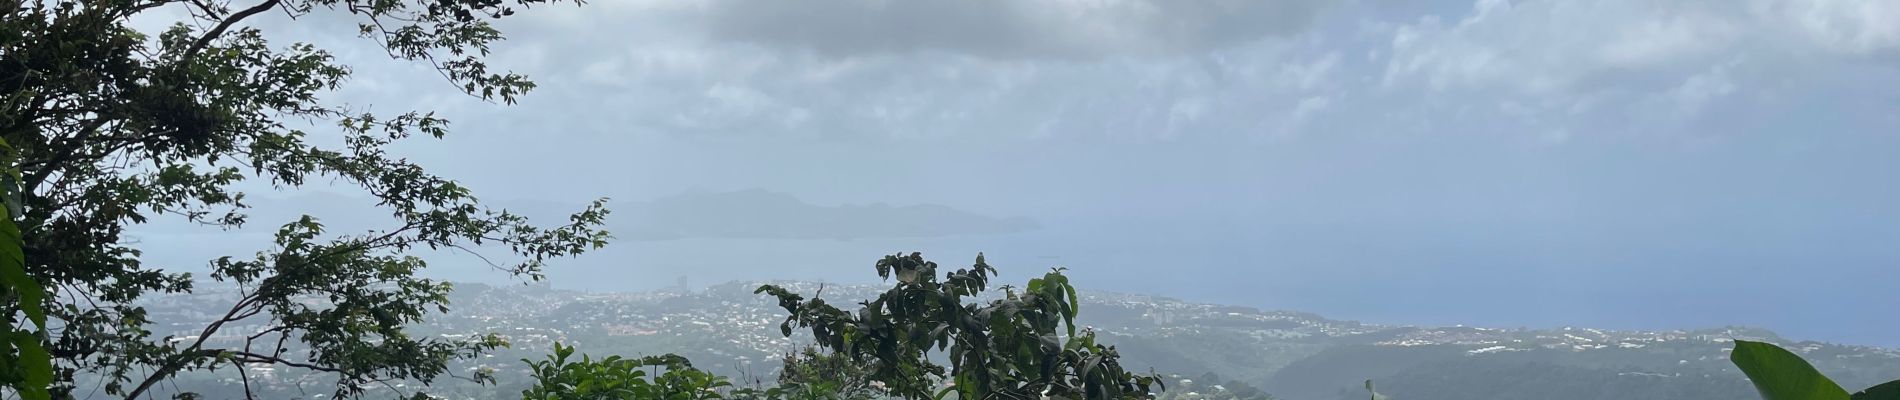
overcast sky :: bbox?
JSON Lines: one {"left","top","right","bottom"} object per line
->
{"left": 271, "top": 0, "right": 1900, "bottom": 217}
{"left": 133, "top": 0, "right": 1900, "bottom": 345}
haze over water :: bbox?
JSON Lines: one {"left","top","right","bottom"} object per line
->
{"left": 128, "top": 0, "right": 1900, "bottom": 348}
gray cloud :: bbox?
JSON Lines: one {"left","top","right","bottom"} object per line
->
{"left": 1359, "top": 0, "right": 1900, "bottom": 143}
{"left": 1380, "top": 0, "right": 1900, "bottom": 95}
{"left": 117, "top": 0, "right": 1900, "bottom": 346}
{"left": 697, "top": 0, "right": 1330, "bottom": 59}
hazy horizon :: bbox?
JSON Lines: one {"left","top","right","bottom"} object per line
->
{"left": 137, "top": 184, "right": 1900, "bottom": 348}
{"left": 125, "top": 0, "right": 1900, "bottom": 348}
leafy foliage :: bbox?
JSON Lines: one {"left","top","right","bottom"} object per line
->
{"left": 756, "top": 252, "right": 1163, "bottom": 399}
{"left": 0, "top": 138, "right": 53, "bottom": 400}
{"left": 522, "top": 342, "right": 733, "bottom": 400}
{"left": 1, "top": 0, "right": 608, "bottom": 397}
{"left": 1731, "top": 340, "right": 1900, "bottom": 400}
{"left": 767, "top": 345, "right": 881, "bottom": 400}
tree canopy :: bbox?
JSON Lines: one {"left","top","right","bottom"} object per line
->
{"left": 1, "top": 0, "right": 607, "bottom": 397}
{"left": 757, "top": 252, "right": 1163, "bottom": 399}
{"left": 526, "top": 253, "right": 1165, "bottom": 400}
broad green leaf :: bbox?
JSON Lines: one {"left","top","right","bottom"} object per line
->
{"left": 0, "top": 185, "right": 41, "bottom": 330}
{"left": 1852, "top": 380, "right": 1900, "bottom": 400}
{"left": 1732, "top": 340, "right": 1851, "bottom": 400}
{"left": 1, "top": 170, "right": 20, "bottom": 222}
{"left": 1062, "top": 281, "right": 1078, "bottom": 336}
{"left": 10, "top": 332, "right": 51, "bottom": 400}
{"left": 0, "top": 139, "right": 51, "bottom": 400}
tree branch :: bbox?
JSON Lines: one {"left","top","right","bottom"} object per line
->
{"left": 120, "top": 348, "right": 225, "bottom": 400}
{"left": 230, "top": 358, "right": 256, "bottom": 400}
{"left": 122, "top": 222, "right": 427, "bottom": 399}
{"left": 181, "top": 0, "right": 282, "bottom": 61}
{"left": 21, "top": 117, "right": 111, "bottom": 191}
{"left": 122, "top": 291, "right": 263, "bottom": 399}
{"left": 227, "top": 350, "right": 345, "bottom": 373}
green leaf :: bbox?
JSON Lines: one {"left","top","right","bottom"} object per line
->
{"left": 1078, "top": 355, "right": 1102, "bottom": 380}
{"left": 0, "top": 144, "right": 51, "bottom": 400}
{"left": 1731, "top": 340, "right": 1851, "bottom": 400}
{"left": 1061, "top": 279, "right": 1078, "bottom": 336}
{"left": 10, "top": 332, "right": 51, "bottom": 400}
{"left": 1852, "top": 380, "right": 1900, "bottom": 400}
{"left": 0, "top": 193, "right": 42, "bottom": 330}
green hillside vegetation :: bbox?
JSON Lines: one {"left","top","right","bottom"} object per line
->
{"left": 1371, "top": 357, "right": 1755, "bottom": 400}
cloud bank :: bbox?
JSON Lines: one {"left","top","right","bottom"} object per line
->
{"left": 698, "top": 0, "right": 1329, "bottom": 60}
